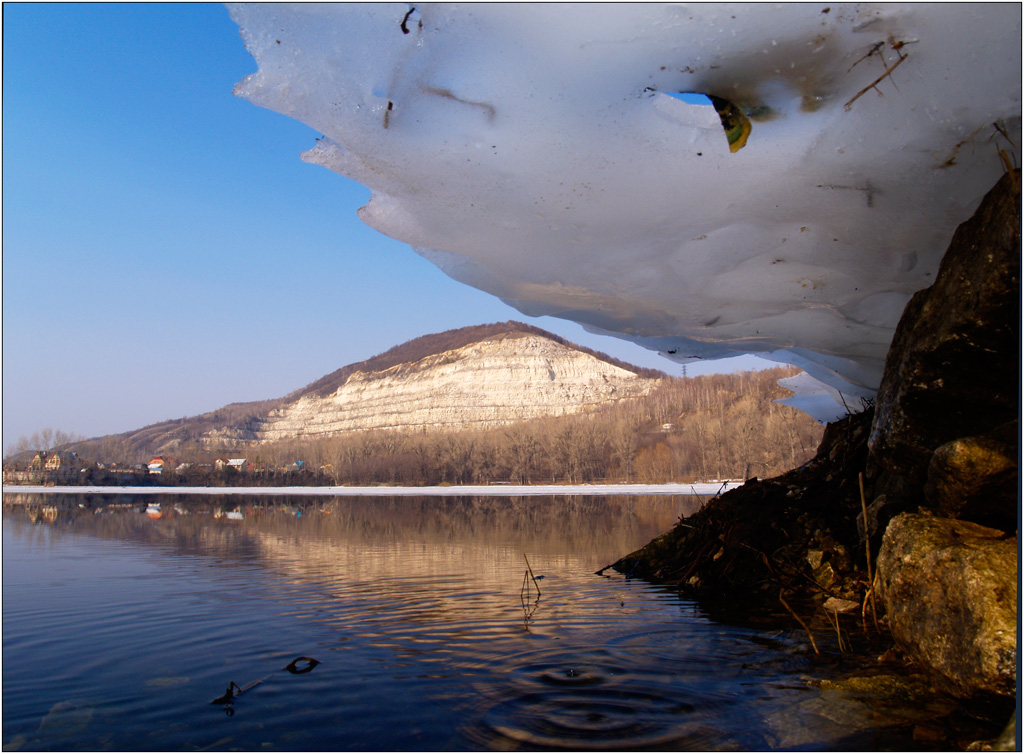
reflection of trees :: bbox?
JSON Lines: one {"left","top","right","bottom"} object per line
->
{"left": 3, "top": 492, "right": 693, "bottom": 582}
{"left": 4, "top": 493, "right": 699, "bottom": 643}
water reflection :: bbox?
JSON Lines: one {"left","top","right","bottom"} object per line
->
{"left": 3, "top": 493, "right": 931, "bottom": 751}
{"left": 2, "top": 493, "right": 695, "bottom": 590}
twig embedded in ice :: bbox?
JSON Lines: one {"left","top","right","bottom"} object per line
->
{"left": 846, "top": 41, "right": 885, "bottom": 74}
{"left": 844, "top": 41, "right": 911, "bottom": 111}
{"left": 400, "top": 7, "right": 420, "bottom": 35}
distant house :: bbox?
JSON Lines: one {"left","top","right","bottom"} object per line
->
{"left": 43, "top": 451, "right": 78, "bottom": 472}
{"left": 148, "top": 456, "right": 177, "bottom": 475}
{"left": 28, "top": 452, "right": 77, "bottom": 471}
{"left": 285, "top": 461, "right": 304, "bottom": 473}
{"left": 227, "top": 458, "right": 247, "bottom": 471}
{"left": 19, "top": 451, "right": 78, "bottom": 481}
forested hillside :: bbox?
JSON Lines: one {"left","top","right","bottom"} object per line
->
{"left": 117, "top": 367, "right": 823, "bottom": 486}
{"left": 7, "top": 321, "right": 825, "bottom": 486}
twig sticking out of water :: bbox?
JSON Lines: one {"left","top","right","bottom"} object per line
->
{"left": 522, "top": 553, "right": 541, "bottom": 598}
{"left": 824, "top": 606, "right": 847, "bottom": 653}
{"left": 779, "top": 590, "right": 819, "bottom": 655}
{"left": 859, "top": 472, "right": 880, "bottom": 631}
{"left": 689, "top": 485, "right": 706, "bottom": 510}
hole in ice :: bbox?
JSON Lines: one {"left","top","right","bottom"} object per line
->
{"left": 670, "top": 91, "right": 751, "bottom": 153}
{"left": 667, "top": 92, "right": 714, "bottom": 106}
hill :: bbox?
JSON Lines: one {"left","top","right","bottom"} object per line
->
{"left": 77, "top": 322, "right": 667, "bottom": 457}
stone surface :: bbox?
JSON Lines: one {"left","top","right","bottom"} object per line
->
{"left": 867, "top": 171, "right": 1020, "bottom": 515}
{"left": 764, "top": 672, "right": 957, "bottom": 750}
{"left": 925, "top": 428, "right": 1019, "bottom": 532}
{"left": 876, "top": 512, "right": 1018, "bottom": 698}
{"left": 239, "top": 334, "right": 658, "bottom": 440}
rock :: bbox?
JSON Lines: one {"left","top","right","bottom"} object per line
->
{"left": 817, "top": 674, "right": 957, "bottom": 725}
{"left": 241, "top": 334, "right": 658, "bottom": 439}
{"left": 814, "top": 562, "right": 838, "bottom": 589}
{"left": 822, "top": 597, "right": 860, "bottom": 614}
{"left": 925, "top": 428, "right": 1018, "bottom": 531}
{"left": 765, "top": 672, "right": 957, "bottom": 749}
{"left": 867, "top": 170, "right": 1020, "bottom": 516}
{"left": 967, "top": 716, "right": 1018, "bottom": 751}
{"left": 990, "top": 717, "right": 1017, "bottom": 752}
{"left": 37, "top": 699, "right": 95, "bottom": 742}
{"left": 876, "top": 512, "right": 1017, "bottom": 698}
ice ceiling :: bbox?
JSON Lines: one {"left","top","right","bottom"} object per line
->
{"left": 229, "top": 3, "right": 1021, "bottom": 421}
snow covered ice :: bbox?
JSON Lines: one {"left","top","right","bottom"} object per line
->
{"left": 228, "top": 3, "right": 1021, "bottom": 421}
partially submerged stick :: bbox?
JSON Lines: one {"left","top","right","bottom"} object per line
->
{"left": 824, "top": 606, "right": 847, "bottom": 653}
{"left": 779, "top": 590, "right": 819, "bottom": 655}
{"left": 521, "top": 553, "right": 541, "bottom": 598}
{"left": 858, "top": 472, "right": 880, "bottom": 631}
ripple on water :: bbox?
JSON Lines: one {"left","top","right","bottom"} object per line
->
{"left": 464, "top": 646, "right": 754, "bottom": 750}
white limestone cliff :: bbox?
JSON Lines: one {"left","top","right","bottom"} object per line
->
{"left": 234, "top": 334, "right": 657, "bottom": 441}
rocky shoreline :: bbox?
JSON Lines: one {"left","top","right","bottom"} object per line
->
{"left": 611, "top": 171, "right": 1020, "bottom": 750}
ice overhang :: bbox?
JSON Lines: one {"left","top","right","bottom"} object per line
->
{"left": 228, "top": 2, "right": 1022, "bottom": 420}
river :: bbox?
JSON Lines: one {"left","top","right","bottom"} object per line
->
{"left": 3, "top": 492, "right": 937, "bottom": 750}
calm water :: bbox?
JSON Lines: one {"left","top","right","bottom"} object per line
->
{"left": 3, "top": 493, "right": 914, "bottom": 751}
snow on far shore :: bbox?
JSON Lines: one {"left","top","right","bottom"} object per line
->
{"left": 3, "top": 482, "right": 741, "bottom": 498}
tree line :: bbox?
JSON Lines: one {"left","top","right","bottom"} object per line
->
{"left": 8, "top": 368, "right": 824, "bottom": 487}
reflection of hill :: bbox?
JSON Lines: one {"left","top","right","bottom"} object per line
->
{"left": 244, "top": 495, "right": 695, "bottom": 586}
{"left": 2, "top": 494, "right": 694, "bottom": 583}
{"left": 3, "top": 493, "right": 696, "bottom": 644}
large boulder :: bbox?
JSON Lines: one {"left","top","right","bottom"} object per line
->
{"left": 866, "top": 171, "right": 1020, "bottom": 521}
{"left": 876, "top": 512, "right": 1017, "bottom": 698}
{"left": 924, "top": 424, "right": 1018, "bottom": 532}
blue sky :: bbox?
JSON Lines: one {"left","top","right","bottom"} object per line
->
{"left": 2, "top": 3, "right": 769, "bottom": 452}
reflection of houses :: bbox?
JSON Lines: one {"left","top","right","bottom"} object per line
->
{"left": 26, "top": 506, "right": 60, "bottom": 524}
